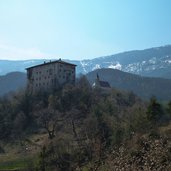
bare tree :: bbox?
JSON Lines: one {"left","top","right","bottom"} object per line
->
{"left": 37, "top": 108, "right": 63, "bottom": 139}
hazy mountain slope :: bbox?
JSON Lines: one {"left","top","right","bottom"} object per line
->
{"left": 86, "top": 68, "right": 171, "bottom": 101}
{"left": 81, "top": 45, "right": 171, "bottom": 78}
{"left": 0, "top": 60, "right": 46, "bottom": 75}
{"left": 0, "top": 45, "right": 171, "bottom": 79}
{"left": 0, "top": 72, "right": 27, "bottom": 96}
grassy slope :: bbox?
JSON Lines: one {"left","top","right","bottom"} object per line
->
{"left": 0, "top": 122, "right": 171, "bottom": 170}
{"left": 0, "top": 133, "right": 48, "bottom": 170}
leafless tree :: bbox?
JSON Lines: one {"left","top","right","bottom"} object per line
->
{"left": 37, "top": 108, "right": 63, "bottom": 139}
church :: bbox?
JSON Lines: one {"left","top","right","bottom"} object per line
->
{"left": 93, "top": 74, "right": 111, "bottom": 89}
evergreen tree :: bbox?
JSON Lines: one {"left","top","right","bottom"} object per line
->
{"left": 147, "top": 97, "right": 164, "bottom": 123}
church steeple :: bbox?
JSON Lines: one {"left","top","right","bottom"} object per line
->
{"left": 96, "top": 73, "right": 99, "bottom": 81}
{"left": 93, "top": 72, "right": 111, "bottom": 89}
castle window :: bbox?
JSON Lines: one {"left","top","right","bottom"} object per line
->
{"left": 49, "top": 69, "right": 53, "bottom": 75}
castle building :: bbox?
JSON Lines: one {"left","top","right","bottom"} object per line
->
{"left": 26, "top": 59, "right": 76, "bottom": 92}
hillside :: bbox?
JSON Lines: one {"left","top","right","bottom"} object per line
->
{"left": 0, "top": 45, "right": 171, "bottom": 79}
{"left": 0, "top": 79, "right": 171, "bottom": 170}
{"left": 0, "top": 69, "right": 171, "bottom": 101}
{"left": 0, "top": 72, "right": 27, "bottom": 96}
{"left": 86, "top": 68, "right": 171, "bottom": 101}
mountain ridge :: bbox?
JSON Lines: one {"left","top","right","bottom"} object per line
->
{"left": 0, "top": 45, "right": 171, "bottom": 79}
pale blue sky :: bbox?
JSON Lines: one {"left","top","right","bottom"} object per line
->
{"left": 0, "top": 0, "right": 171, "bottom": 60}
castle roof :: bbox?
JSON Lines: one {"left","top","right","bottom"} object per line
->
{"left": 26, "top": 59, "right": 76, "bottom": 70}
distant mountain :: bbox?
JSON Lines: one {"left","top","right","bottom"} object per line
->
{"left": 0, "top": 45, "right": 171, "bottom": 79}
{"left": 0, "top": 60, "right": 47, "bottom": 75}
{"left": 81, "top": 45, "right": 171, "bottom": 79}
{"left": 0, "top": 72, "right": 26, "bottom": 96}
{"left": 86, "top": 68, "right": 171, "bottom": 101}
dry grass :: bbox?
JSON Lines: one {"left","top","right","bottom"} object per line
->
{"left": 0, "top": 132, "right": 49, "bottom": 170}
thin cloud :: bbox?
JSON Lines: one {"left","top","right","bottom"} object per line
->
{"left": 0, "top": 44, "right": 50, "bottom": 60}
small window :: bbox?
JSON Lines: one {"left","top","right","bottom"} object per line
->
{"left": 49, "top": 69, "right": 53, "bottom": 75}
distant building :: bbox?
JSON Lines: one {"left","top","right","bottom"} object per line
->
{"left": 93, "top": 74, "right": 111, "bottom": 89}
{"left": 26, "top": 59, "right": 76, "bottom": 92}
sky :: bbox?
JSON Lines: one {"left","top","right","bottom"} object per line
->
{"left": 0, "top": 0, "right": 171, "bottom": 60}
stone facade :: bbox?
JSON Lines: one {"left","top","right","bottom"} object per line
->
{"left": 26, "top": 59, "right": 76, "bottom": 92}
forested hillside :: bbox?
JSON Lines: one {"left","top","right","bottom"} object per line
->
{"left": 0, "top": 72, "right": 26, "bottom": 96}
{"left": 0, "top": 77, "right": 171, "bottom": 170}
{"left": 87, "top": 68, "right": 171, "bottom": 101}
{"left": 1, "top": 69, "right": 171, "bottom": 102}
